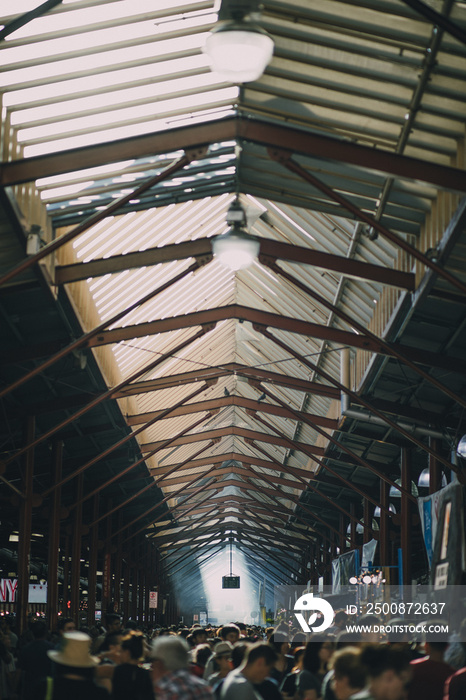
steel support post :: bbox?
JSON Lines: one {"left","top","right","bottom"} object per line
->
{"left": 17, "top": 416, "right": 34, "bottom": 635}
{"left": 101, "top": 503, "right": 113, "bottom": 617}
{"left": 349, "top": 503, "right": 357, "bottom": 551}
{"left": 401, "top": 448, "right": 412, "bottom": 585}
{"left": 131, "top": 562, "right": 138, "bottom": 621}
{"left": 429, "top": 437, "right": 442, "bottom": 494}
{"left": 87, "top": 496, "right": 99, "bottom": 627}
{"left": 363, "top": 498, "right": 371, "bottom": 545}
{"left": 46, "top": 440, "right": 62, "bottom": 629}
{"left": 379, "top": 479, "right": 390, "bottom": 575}
{"left": 123, "top": 559, "right": 130, "bottom": 622}
{"left": 339, "top": 514, "right": 346, "bottom": 553}
{"left": 138, "top": 547, "right": 145, "bottom": 622}
{"left": 114, "top": 519, "right": 123, "bottom": 615}
{"left": 144, "top": 541, "right": 151, "bottom": 623}
{"left": 137, "top": 565, "right": 142, "bottom": 624}
{"left": 63, "top": 535, "right": 70, "bottom": 615}
{"left": 323, "top": 541, "right": 331, "bottom": 585}
{"left": 70, "top": 474, "right": 83, "bottom": 624}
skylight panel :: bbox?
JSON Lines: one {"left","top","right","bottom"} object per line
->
{"left": 4, "top": 20, "right": 172, "bottom": 63}
{"left": 23, "top": 100, "right": 237, "bottom": 157}
{"left": 1, "top": 1, "right": 51, "bottom": 15}
{"left": 0, "top": 28, "right": 211, "bottom": 88}
{"left": 39, "top": 180, "right": 95, "bottom": 199}
{"left": 6, "top": 0, "right": 213, "bottom": 40}
{"left": 37, "top": 161, "right": 136, "bottom": 187}
{"left": 5, "top": 54, "right": 209, "bottom": 108}
{"left": 12, "top": 70, "right": 221, "bottom": 126}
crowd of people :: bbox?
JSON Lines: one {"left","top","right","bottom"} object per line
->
{"left": 0, "top": 613, "right": 465, "bottom": 700}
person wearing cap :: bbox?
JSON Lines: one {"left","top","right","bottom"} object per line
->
{"left": 33, "top": 631, "right": 109, "bottom": 700}
{"left": 151, "top": 636, "right": 214, "bottom": 700}
{"left": 203, "top": 628, "right": 240, "bottom": 681}
{"left": 206, "top": 642, "right": 234, "bottom": 699}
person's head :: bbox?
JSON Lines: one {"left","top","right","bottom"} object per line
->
{"left": 290, "top": 632, "right": 307, "bottom": 649}
{"left": 119, "top": 631, "right": 146, "bottom": 664}
{"left": 268, "top": 631, "right": 290, "bottom": 657}
{"left": 240, "top": 642, "right": 278, "bottom": 684}
{"left": 330, "top": 647, "right": 368, "bottom": 700}
{"left": 124, "top": 619, "right": 140, "bottom": 631}
{"left": 424, "top": 641, "right": 448, "bottom": 658}
{"left": 235, "top": 622, "right": 247, "bottom": 637}
{"left": 195, "top": 643, "right": 213, "bottom": 668}
{"left": 30, "top": 620, "right": 49, "bottom": 640}
{"left": 151, "top": 635, "right": 190, "bottom": 681}
{"left": 191, "top": 627, "right": 207, "bottom": 646}
{"left": 334, "top": 611, "right": 349, "bottom": 630}
{"left": 47, "top": 631, "right": 99, "bottom": 679}
{"left": 105, "top": 614, "right": 122, "bottom": 633}
{"left": 290, "top": 646, "right": 305, "bottom": 671}
{"left": 57, "top": 617, "right": 76, "bottom": 636}
{"left": 231, "top": 642, "right": 249, "bottom": 669}
{"left": 336, "top": 631, "right": 359, "bottom": 649}
{"left": 99, "top": 631, "right": 123, "bottom": 658}
{"left": 357, "top": 614, "right": 383, "bottom": 643}
{"left": 213, "top": 641, "right": 233, "bottom": 675}
{"left": 220, "top": 624, "right": 240, "bottom": 644}
{"left": 361, "top": 644, "right": 411, "bottom": 700}
{"left": 302, "top": 637, "right": 334, "bottom": 674}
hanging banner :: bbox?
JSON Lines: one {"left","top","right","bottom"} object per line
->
{"left": 102, "top": 552, "right": 111, "bottom": 602}
{"left": 0, "top": 580, "right": 47, "bottom": 603}
{"left": 28, "top": 583, "right": 47, "bottom": 603}
{"left": 332, "top": 550, "right": 357, "bottom": 594}
{"left": 332, "top": 559, "right": 341, "bottom": 594}
{"left": 430, "top": 483, "right": 466, "bottom": 588}
{"left": 361, "top": 539, "right": 378, "bottom": 569}
{"left": 149, "top": 591, "right": 158, "bottom": 609}
{"left": 417, "top": 482, "right": 458, "bottom": 569}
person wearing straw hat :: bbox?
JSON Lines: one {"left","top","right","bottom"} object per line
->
{"left": 33, "top": 631, "right": 109, "bottom": 700}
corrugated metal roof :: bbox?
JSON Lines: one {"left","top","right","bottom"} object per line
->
{"left": 1, "top": 0, "right": 466, "bottom": 588}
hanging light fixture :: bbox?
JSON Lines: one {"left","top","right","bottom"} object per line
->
{"left": 457, "top": 434, "right": 466, "bottom": 458}
{"left": 389, "top": 478, "right": 419, "bottom": 498}
{"left": 373, "top": 504, "right": 396, "bottom": 517}
{"left": 417, "top": 467, "right": 448, "bottom": 489}
{"left": 212, "top": 198, "right": 260, "bottom": 271}
{"left": 222, "top": 536, "right": 240, "bottom": 588}
{"left": 204, "top": 10, "right": 274, "bottom": 83}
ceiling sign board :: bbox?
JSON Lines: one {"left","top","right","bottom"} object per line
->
{"left": 222, "top": 575, "right": 240, "bottom": 589}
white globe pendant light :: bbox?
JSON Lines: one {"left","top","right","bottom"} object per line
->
{"left": 212, "top": 198, "right": 260, "bottom": 271}
{"left": 204, "top": 18, "right": 274, "bottom": 83}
